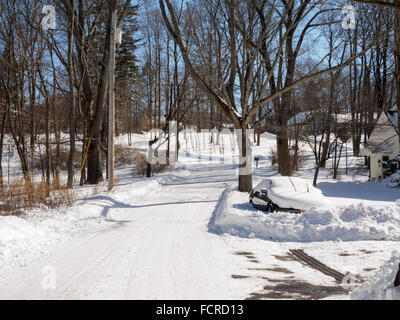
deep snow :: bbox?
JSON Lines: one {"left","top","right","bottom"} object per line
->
{"left": 0, "top": 132, "right": 399, "bottom": 299}
{"left": 351, "top": 251, "right": 400, "bottom": 300}
{"left": 210, "top": 188, "right": 400, "bottom": 242}
{"left": 383, "top": 170, "right": 400, "bottom": 188}
{"left": 0, "top": 179, "right": 162, "bottom": 274}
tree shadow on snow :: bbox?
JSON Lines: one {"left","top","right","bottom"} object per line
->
{"left": 317, "top": 181, "right": 400, "bottom": 202}
{"left": 232, "top": 202, "right": 255, "bottom": 211}
{"left": 85, "top": 195, "right": 217, "bottom": 221}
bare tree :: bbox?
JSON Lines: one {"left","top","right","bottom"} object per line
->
{"left": 351, "top": 0, "right": 400, "bottom": 140}
{"left": 160, "top": 0, "right": 375, "bottom": 192}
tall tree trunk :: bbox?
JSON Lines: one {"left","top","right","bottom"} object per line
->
{"left": 86, "top": 0, "right": 117, "bottom": 184}
{"left": 45, "top": 97, "right": 51, "bottom": 195}
{"left": 80, "top": 125, "right": 87, "bottom": 186}
{"left": 395, "top": 3, "right": 400, "bottom": 139}
{"left": 276, "top": 106, "right": 291, "bottom": 176}
{"left": 237, "top": 125, "right": 253, "bottom": 193}
{"left": 87, "top": 140, "right": 103, "bottom": 184}
{"left": 67, "top": 2, "right": 76, "bottom": 188}
{"left": 313, "top": 165, "right": 320, "bottom": 187}
{"left": 0, "top": 110, "right": 6, "bottom": 188}
{"left": 321, "top": 48, "right": 336, "bottom": 168}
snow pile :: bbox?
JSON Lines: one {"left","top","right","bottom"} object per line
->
{"left": 0, "top": 204, "right": 105, "bottom": 273}
{"left": 112, "top": 179, "right": 161, "bottom": 203}
{"left": 383, "top": 170, "right": 400, "bottom": 188}
{"left": 0, "top": 178, "right": 162, "bottom": 276}
{"left": 351, "top": 251, "right": 400, "bottom": 300}
{"left": 210, "top": 188, "right": 400, "bottom": 242}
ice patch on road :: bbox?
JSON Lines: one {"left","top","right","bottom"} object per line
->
{"left": 209, "top": 188, "right": 400, "bottom": 242}
{"left": 351, "top": 251, "right": 400, "bottom": 300}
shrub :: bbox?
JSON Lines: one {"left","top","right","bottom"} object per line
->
{"left": 30, "top": 147, "right": 82, "bottom": 171}
{"left": 269, "top": 148, "right": 278, "bottom": 167}
{"left": 115, "top": 145, "right": 137, "bottom": 166}
{"left": 0, "top": 179, "right": 77, "bottom": 216}
{"left": 131, "top": 148, "right": 171, "bottom": 176}
{"left": 132, "top": 148, "right": 148, "bottom": 176}
{"left": 268, "top": 146, "right": 307, "bottom": 174}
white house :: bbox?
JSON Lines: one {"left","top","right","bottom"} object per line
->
{"left": 361, "top": 105, "right": 399, "bottom": 180}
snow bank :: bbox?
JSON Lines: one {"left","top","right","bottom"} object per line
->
{"left": 0, "top": 204, "right": 105, "bottom": 272}
{"left": 0, "top": 178, "right": 162, "bottom": 276}
{"left": 383, "top": 170, "right": 400, "bottom": 188}
{"left": 210, "top": 188, "right": 400, "bottom": 242}
{"left": 351, "top": 251, "right": 400, "bottom": 300}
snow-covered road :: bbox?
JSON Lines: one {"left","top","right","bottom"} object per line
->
{"left": 1, "top": 159, "right": 399, "bottom": 300}
{"left": 0, "top": 164, "right": 269, "bottom": 299}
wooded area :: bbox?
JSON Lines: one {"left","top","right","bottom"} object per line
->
{"left": 0, "top": 0, "right": 398, "bottom": 194}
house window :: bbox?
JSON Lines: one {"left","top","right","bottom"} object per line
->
{"left": 382, "top": 156, "right": 389, "bottom": 162}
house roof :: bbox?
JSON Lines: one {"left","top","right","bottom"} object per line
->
{"left": 361, "top": 141, "right": 394, "bottom": 156}
{"left": 387, "top": 110, "right": 398, "bottom": 133}
{"left": 288, "top": 111, "right": 377, "bottom": 125}
{"left": 288, "top": 111, "right": 314, "bottom": 124}
{"left": 361, "top": 107, "right": 398, "bottom": 156}
{"left": 361, "top": 141, "right": 392, "bottom": 156}
{"left": 372, "top": 141, "right": 393, "bottom": 155}
{"left": 335, "top": 112, "right": 379, "bottom": 124}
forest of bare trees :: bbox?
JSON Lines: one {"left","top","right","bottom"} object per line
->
{"left": 0, "top": 0, "right": 398, "bottom": 196}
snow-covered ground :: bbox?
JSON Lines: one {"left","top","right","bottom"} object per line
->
{"left": 0, "top": 131, "right": 399, "bottom": 300}
{"left": 351, "top": 251, "right": 400, "bottom": 300}
{"left": 383, "top": 169, "right": 400, "bottom": 188}
{"left": 0, "top": 178, "right": 162, "bottom": 273}
{"left": 210, "top": 188, "right": 400, "bottom": 242}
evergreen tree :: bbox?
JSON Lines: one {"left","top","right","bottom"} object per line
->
{"left": 116, "top": 4, "right": 141, "bottom": 87}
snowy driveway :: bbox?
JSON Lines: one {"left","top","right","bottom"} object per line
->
{"left": 0, "top": 164, "right": 266, "bottom": 299}
{"left": 0, "top": 163, "right": 399, "bottom": 300}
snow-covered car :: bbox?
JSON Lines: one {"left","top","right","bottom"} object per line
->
{"left": 250, "top": 176, "right": 330, "bottom": 213}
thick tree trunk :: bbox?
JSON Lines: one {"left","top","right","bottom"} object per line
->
{"left": 276, "top": 110, "right": 291, "bottom": 176}
{"left": 87, "top": 139, "right": 103, "bottom": 184}
{"left": 237, "top": 126, "right": 253, "bottom": 193}
{"left": 277, "top": 131, "right": 290, "bottom": 175}
{"left": 86, "top": 1, "right": 116, "bottom": 184}
{"left": 313, "top": 165, "right": 320, "bottom": 187}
